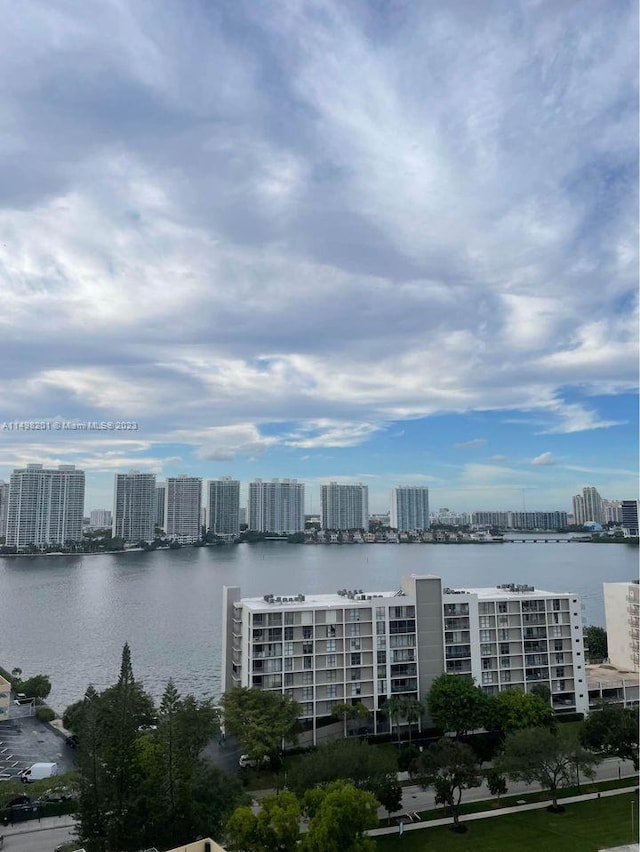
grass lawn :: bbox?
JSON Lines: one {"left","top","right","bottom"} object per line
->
{"left": 375, "top": 792, "right": 639, "bottom": 852}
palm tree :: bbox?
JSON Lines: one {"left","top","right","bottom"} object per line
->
{"left": 401, "top": 698, "right": 425, "bottom": 743}
{"left": 331, "top": 702, "right": 371, "bottom": 738}
{"left": 381, "top": 696, "right": 406, "bottom": 741}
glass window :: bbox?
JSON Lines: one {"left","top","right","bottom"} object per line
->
{"left": 284, "top": 642, "right": 294, "bottom": 657}
{"left": 326, "top": 654, "right": 337, "bottom": 667}
{"left": 302, "top": 671, "right": 313, "bottom": 685}
{"left": 303, "top": 656, "right": 312, "bottom": 669}
{"left": 327, "top": 684, "right": 337, "bottom": 699}
{"left": 351, "top": 653, "right": 361, "bottom": 666}
{"left": 301, "top": 611, "right": 313, "bottom": 625}
{"left": 376, "top": 607, "right": 386, "bottom": 619}
{"left": 326, "top": 669, "right": 336, "bottom": 682}
{"left": 303, "top": 626, "right": 313, "bottom": 639}
{"left": 284, "top": 627, "right": 294, "bottom": 640}
{"left": 326, "top": 639, "right": 336, "bottom": 652}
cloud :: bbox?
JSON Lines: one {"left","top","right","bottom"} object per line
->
{"left": 531, "top": 452, "right": 556, "bottom": 466}
{"left": 455, "top": 439, "right": 488, "bottom": 449}
{"left": 489, "top": 454, "right": 507, "bottom": 462}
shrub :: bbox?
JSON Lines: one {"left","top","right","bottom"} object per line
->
{"left": 36, "top": 707, "right": 55, "bottom": 723}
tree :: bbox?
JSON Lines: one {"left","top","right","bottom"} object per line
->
{"left": 380, "top": 696, "right": 405, "bottom": 741}
{"left": 498, "top": 726, "right": 600, "bottom": 810}
{"left": 20, "top": 673, "right": 52, "bottom": 701}
{"left": 301, "top": 781, "right": 378, "bottom": 852}
{"left": 286, "top": 739, "right": 397, "bottom": 799}
{"left": 226, "top": 791, "right": 301, "bottom": 852}
{"left": 375, "top": 774, "right": 403, "bottom": 821}
{"left": 581, "top": 703, "right": 639, "bottom": 770}
{"left": 411, "top": 739, "right": 482, "bottom": 831}
{"left": 530, "top": 683, "right": 551, "bottom": 704}
{"left": 484, "top": 689, "right": 555, "bottom": 735}
{"left": 401, "top": 697, "right": 425, "bottom": 742}
{"left": 486, "top": 768, "right": 508, "bottom": 805}
{"left": 221, "top": 687, "right": 300, "bottom": 764}
{"left": 583, "top": 626, "right": 608, "bottom": 663}
{"left": 427, "top": 674, "right": 486, "bottom": 738}
{"left": 331, "top": 702, "right": 370, "bottom": 738}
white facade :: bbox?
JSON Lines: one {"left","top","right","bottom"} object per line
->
{"left": 391, "top": 486, "right": 430, "bottom": 531}
{"left": 603, "top": 582, "right": 639, "bottom": 672}
{"left": 320, "top": 482, "right": 368, "bottom": 530}
{"left": 165, "top": 477, "right": 202, "bottom": 544}
{"left": 572, "top": 494, "right": 585, "bottom": 526}
{"left": 208, "top": 478, "right": 240, "bottom": 540}
{"left": 113, "top": 471, "right": 156, "bottom": 544}
{"left": 580, "top": 486, "right": 604, "bottom": 525}
{"left": 223, "top": 575, "right": 588, "bottom": 743}
{"left": 6, "top": 464, "right": 85, "bottom": 549}
{"left": 155, "top": 482, "right": 166, "bottom": 531}
{"left": 248, "top": 479, "right": 305, "bottom": 534}
{"left": 89, "top": 509, "right": 112, "bottom": 528}
{"left": 0, "top": 480, "right": 9, "bottom": 539}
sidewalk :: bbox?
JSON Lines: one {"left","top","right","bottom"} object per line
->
{"left": 1, "top": 814, "right": 76, "bottom": 838}
{"left": 368, "top": 785, "right": 637, "bottom": 836}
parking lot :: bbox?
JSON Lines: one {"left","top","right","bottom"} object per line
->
{"left": 0, "top": 717, "right": 76, "bottom": 781}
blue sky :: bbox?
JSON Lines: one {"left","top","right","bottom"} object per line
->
{"left": 0, "top": 0, "right": 637, "bottom": 513}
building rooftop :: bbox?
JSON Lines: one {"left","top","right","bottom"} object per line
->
{"left": 587, "top": 664, "right": 640, "bottom": 688}
{"left": 444, "top": 584, "right": 578, "bottom": 600}
{"left": 236, "top": 589, "right": 402, "bottom": 611}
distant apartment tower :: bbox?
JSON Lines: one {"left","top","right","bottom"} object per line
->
{"left": 0, "top": 480, "right": 9, "bottom": 539}
{"left": 582, "top": 486, "right": 604, "bottom": 525}
{"left": 602, "top": 500, "right": 623, "bottom": 525}
{"left": 89, "top": 509, "right": 112, "bottom": 528}
{"left": 208, "top": 478, "right": 240, "bottom": 540}
{"left": 321, "top": 483, "right": 369, "bottom": 530}
{"left": 603, "top": 581, "right": 639, "bottom": 671}
{"left": 391, "top": 486, "right": 430, "bottom": 531}
{"left": 572, "top": 494, "right": 585, "bottom": 526}
{"left": 155, "top": 481, "right": 166, "bottom": 531}
{"left": 165, "top": 477, "right": 202, "bottom": 544}
{"left": 6, "top": 464, "right": 85, "bottom": 549}
{"left": 223, "top": 575, "right": 588, "bottom": 744}
{"left": 472, "top": 511, "right": 568, "bottom": 530}
{"left": 621, "top": 500, "right": 639, "bottom": 536}
{"left": 113, "top": 471, "right": 156, "bottom": 544}
{"left": 248, "top": 479, "right": 305, "bottom": 534}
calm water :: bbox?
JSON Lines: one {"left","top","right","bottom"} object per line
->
{"left": 0, "top": 540, "right": 635, "bottom": 713}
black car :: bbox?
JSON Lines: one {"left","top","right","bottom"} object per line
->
{"left": 65, "top": 734, "right": 79, "bottom": 749}
{"left": 5, "top": 795, "right": 30, "bottom": 808}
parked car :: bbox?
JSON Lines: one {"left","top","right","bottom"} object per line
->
{"left": 4, "top": 795, "right": 30, "bottom": 808}
{"left": 20, "top": 762, "right": 58, "bottom": 783}
{"left": 239, "top": 754, "right": 270, "bottom": 769}
{"left": 65, "top": 734, "right": 79, "bottom": 749}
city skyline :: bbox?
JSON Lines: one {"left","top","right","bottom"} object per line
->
{"left": 0, "top": 2, "right": 637, "bottom": 516}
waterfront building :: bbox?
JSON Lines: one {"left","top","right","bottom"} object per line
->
{"left": 0, "top": 480, "right": 9, "bottom": 539}
{"left": 390, "top": 486, "right": 430, "bottom": 531}
{"left": 603, "top": 581, "right": 639, "bottom": 672}
{"left": 320, "top": 482, "right": 368, "bottom": 531}
{"left": 89, "top": 509, "right": 112, "bottom": 528}
{"left": 165, "top": 476, "right": 202, "bottom": 544}
{"left": 602, "top": 500, "right": 623, "bottom": 525}
{"left": 208, "top": 478, "right": 240, "bottom": 540}
{"left": 6, "top": 464, "right": 85, "bottom": 549}
{"left": 223, "top": 575, "right": 588, "bottom": 743}
{"left": 112, "top": 471, "right": 156, "bottom": 544}
{"left": 155, "top": 481, "right": 166, "bottom": 531}
{"left": 248, "top": 479, "right": 305, "bottom": 534}
{"left": 621, "top": 500, "right": 639, "bottom": 536}
{"left": 471, "top": 511, "right": 568, "bottom": 530}
{"left": 572, "top": 494, "right": 585, "bottom": 526}
{"left": 583, "top": 486, "right": 604, "bottom": 525}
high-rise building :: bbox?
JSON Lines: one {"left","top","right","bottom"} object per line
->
{"left": 155, "top": 482, "right": 166, "bottom": 531}
{"left": 602, "top": 500, "right": 623, "bottom": 525}
{"left": 582, "top": 486, "right": 604, "bottom": 525}
{"left": 390, "top": 486, "right": 430, "bottom": 531}
{"left": 621, "top": 500, "right": 639, "bottom": 536}
{"left": 604, "top": 581, "right": 639, "bottom": 672}
{"left": 320, "top": 482, "right": 368, "bottom": 530}
{"left": 572, "top": 494, "right": 585, "bottom": 526}
{"left": 6, "top": 464, "right": 85, "bottom": 549}
{"left": 248, "top": 479, "right": 305, "bottom": 534}
{"left": 89, "top": 509, "right": 112, "bottom": 528}
{"left": 113, "top": 471, "right": 156, "bottom": 544}
{"left": 223, "top": 575, "right": 588, "bottom": 744}
{"left": 165, "top": 477, "right": 202, "bottom": 544}
{"left": 0, "top": 480, "right": 9, "bottom": 539}
{"left": 208, "top": 478, "right": 240, "bottom": 541}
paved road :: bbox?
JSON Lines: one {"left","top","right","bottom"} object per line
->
{"left": 392, "top": 756, "right": 638, "bottom": 819}
{"left": 2, "top": 816, "right": 77, "bottom": 852}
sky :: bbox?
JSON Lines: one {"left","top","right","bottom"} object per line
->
{"left": 0, "top": 0, "right": 637, "bottom": 514}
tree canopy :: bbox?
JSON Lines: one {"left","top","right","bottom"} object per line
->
{"left": 226, "top": 791, "right": 301, "bottom": 852}
{"left": 583, "top": 626, "right": 608, "bottom": 663}
{"left": 484, "top": 688, "right": 555, "bottom": 735}
{"left": 427, "top": 673, "right": 486, "bottom": 737}
{"left": 411, "top": 738, "right": 482, "bottom": 829}
{"left": 581, "top": 703, "right": 639, "bottom": 770}
{"left": 498, "top": 726, "right": 600, "bottom": 809}
{"left": 221, "top": 687, "right": 301, "bottom": 764}
{"left": 301, "top": 781, "right": 378, "bottom": 852}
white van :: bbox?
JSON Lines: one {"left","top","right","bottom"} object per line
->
{"left": 20, "top": 762, "right": 58, "bottom": 783}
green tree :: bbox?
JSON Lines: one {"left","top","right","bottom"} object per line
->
{"left": 484, "top": 689, "right": 555, "bottom": 735}
{"left": 486, "top": 768, "right": 508, "bottom": 804}
{"left": 530, "top": 683, "right": 551, "bottom": 704}
{"left": 286, "top": 738, "right": 397, "bottom": 798}
{"left": 401, "top": 697, "right": 425, "bottom": 742}
{"left": 581, "top": 703, "right": 639, "bottom": 770}
{"left": 331, "top": 702, "right": 370, "bottom": 738}
{"left": 380, "top": 696, "right": 405, "bottom": 741}
{"left": 301, "top": 781, "right": 378, "bottom": 852}
{"left": 226, "top": 791, "right": 301, "bottom": 852}
{"left": 375, "top": 774, "right": 403, "bottom": 821}
{"left": 20, "top": 673, "right": 52, "bottom": 701}
{"left": 583, "top": 626, "right": 608, "bottom": 663}
{"left": 498, "top": 726, "right": 600, "bottom": 810}
{"left": 221, "top": 687, "right": 300, "bottom": 764}
{"left": 411, "top": 739, "right": 482, "bottom": 830}
{"left": 427, "top": 674, "right": 486, "bottom": 738}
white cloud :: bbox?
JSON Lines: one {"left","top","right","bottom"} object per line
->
{"left": 531, "top": 452, "right": 556, "bottom": 466}
{"left": 454, "top": 438, "right": 487, "bottom": 449}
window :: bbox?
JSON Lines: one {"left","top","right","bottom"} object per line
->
{"left": 553, "top": 599, "right": 561, "bottom": 611}
{"left": 303, "top": 656, "right": 312, "bottom": 670}
{"left": 481, "top": 643, "right": 493, "bottom": 656}
{"left": 498, "top": 602, "right": 507, "bottom": 613}
{"left": 376, "top": 621, "right": 386, "bottom": 635}
{"left": 500, "top": 643, "right": 510, "bottom": 655}
{"left": 284, "top": 658, "right": 293, "bottom": 671}
{"left": 500, "top": 657, "right": 510, "bottom": 668}
{"left": 326, "top": 684, "right": 337, "bottom": 699}
{"left": 376, "top": 606, "right": 385, "bottom": 619}
{"left": 499, "top": 629, "right": 509, "bottom": 641}
{"left": 284, "top": 612, "right": 294, "bottom": 625}
{"left": 351, "top": 669, "right": 361, "bottom": 680}
{"left": 326, "top": 669, "right": 336, "bottom": 682}
{"left": 480, "top": 630, "right": 491, "bottom": 642}
{"left": 284, "top": 642, "right": 294, "bottom": 657}
{"left": 302, "top": 686, "right": 313, "bottom": 701}
{"left": 284, "top": 673, "right": 293, "bottom": 686}
{"left": 554, "top": 640, "right": 563, "bottom": 651}
{"left": 348, "top": 623, "right": 361, "bottom": 637}
{"left": 303, "top": 626, "right": 313, "bottom": 639}
{"left": 326, "top": 654, "right": 337, "bottom": 667}
{"left": 502, "top": 671, "right": 511, "bottom": 683}
{"left": 377, "top": 665, "right": 386, "bottom": 678}
{"left": 326, "top": 639, "right": 336, "bottom": 652}
{"left": 351, "top": 653, "right": 361, "bottom": 666}
{"left": 348, "top": 608, "right": 360, "bottom": 621}
{"left": 377, "top": 651, "right": 387, "bottom": 664}
{"left": 302, "top": 671, "right": 313, "bottom": 685}
{"left": 302, "top": 702, "right": 313, "bottom": 716}
{"left": 349, "top": 638, "right": 361, "bottom": 651}
{"left": 303, "top": 642, "right": 313, "bottom": 654}
{"left": 284, "top": 627, "right": 294, "bottom": 640}
{"left": 326, "top": 625, "right": 336, "bottom": 638}
{"left": 479, "top": 616, "right": 492, "bottom": 628}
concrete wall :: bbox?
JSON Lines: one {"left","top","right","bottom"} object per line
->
{"left": 604, "top": 582, "right": 638, "bottom": 672}
{"left": 0, "top": 674, "right": 9, "bottom": 720}
{"left": 401, "top": 574, "right": 444, "bottom": 705}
